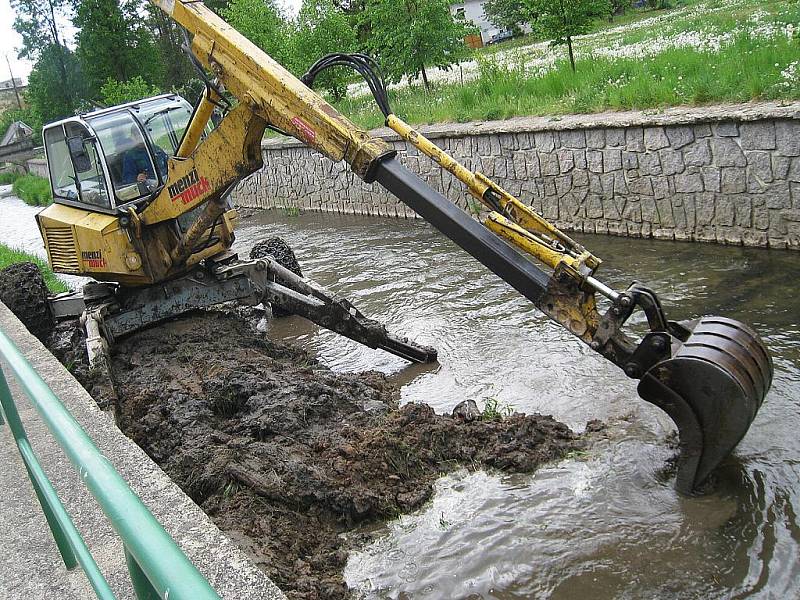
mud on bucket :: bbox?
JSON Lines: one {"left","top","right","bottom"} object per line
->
{"left": 637, "top": 316, "right": 773, "bottom": 494}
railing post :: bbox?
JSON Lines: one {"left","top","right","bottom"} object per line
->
{"left": 0, "top": 365, "right": 78, "bottom": 569}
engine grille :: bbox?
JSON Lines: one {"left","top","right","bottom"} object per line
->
{"left": 44, "top": 227, "right": 80, "bottom": 273}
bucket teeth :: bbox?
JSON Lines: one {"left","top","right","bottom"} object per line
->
{"left": 637, "top": 316, "right": 772, "bottom": 494}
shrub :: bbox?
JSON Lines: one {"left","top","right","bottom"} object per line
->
{"left": 12, "top": 174, "right": 53, "bottom": 206}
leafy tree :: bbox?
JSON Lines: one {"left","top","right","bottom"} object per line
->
{"left": 144, "top": 3, "right": 196, "bottom": 94}
{"left": 25, "top": 45, "right": 88, "bottom": 133}
{"left": 359, "top": 0, "right": 475, "bottom": 90}
{"left": 221, "top": 0, "right": 292, "bottom": 66}
{"left": 11, "top": 0, "right": 75, "bottom": 111}
{"left": 483, "top": 0, "right": 531, "bottom": 35}
{"left": 523, "top": 0, "right": 611, "bottom": 71}
{"left": 290, "top": 0, "right": 357, "bottom": 99}
{"left": 74, "top": 0, "right": 161, "bottom": 97}
{"left": 99, "top": 76, "right": 162, "bottom": 106}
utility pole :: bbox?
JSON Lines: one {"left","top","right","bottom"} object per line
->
{"left": 4, "top": 54, "right": 23, "bottom": 110}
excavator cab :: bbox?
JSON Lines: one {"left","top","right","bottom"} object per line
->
{"left": 43, "top": 94, "right": 194, "bottom": 211}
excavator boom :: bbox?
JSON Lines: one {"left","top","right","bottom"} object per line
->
{"left": 35, "top": 0, "right": 771, "bottom": 494}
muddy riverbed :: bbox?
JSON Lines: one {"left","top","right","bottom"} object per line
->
{"left": 3, "top": 194, "right": 800, "bottom": 598}
{"left": 48, "top": 309, "right": 587, "bottom": 599}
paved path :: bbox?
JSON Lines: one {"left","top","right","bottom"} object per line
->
{"left": 0, "top": 301, "right": 285, "bottom": 599}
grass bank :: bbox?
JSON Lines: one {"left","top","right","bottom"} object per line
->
{"left": 0, "top": 244, "right": 68, "bottom": 293}
{"left": 0, "top": 172, "right": 21, "bottom": 185}
{"left": 12, "top": 175, "right": 52, "bottom": 206}
{"left": 334, "top": 0, "right": 799, "bottom": 129}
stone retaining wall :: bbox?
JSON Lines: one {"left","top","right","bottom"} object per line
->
{"left": 232, "top": 101, "right": 800, "bottom": 249}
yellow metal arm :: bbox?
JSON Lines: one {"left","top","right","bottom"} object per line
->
{"left": 385, "top": 114, "right": 600, "bottom": 282}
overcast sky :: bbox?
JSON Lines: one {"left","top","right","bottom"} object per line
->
{"left": 0, "top": 0, "right": 302, "bottom": 84}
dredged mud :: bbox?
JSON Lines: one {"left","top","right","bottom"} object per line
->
{"left": 50, "top": 310, "right": 585, "bottom": 599}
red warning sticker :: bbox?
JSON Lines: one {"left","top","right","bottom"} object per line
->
{"left": 291, "top": 116, "right": 317, "bottom": 144}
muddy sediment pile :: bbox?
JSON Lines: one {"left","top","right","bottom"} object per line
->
{"left": 53, "top": 310, "right": 584, "bottom": 599}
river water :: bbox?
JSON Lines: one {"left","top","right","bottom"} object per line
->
{"left": 235, "top": 211, "right": 800, "bottom": 600}
{"left": 2, "top": 195, "right": 798, "bottom": 598}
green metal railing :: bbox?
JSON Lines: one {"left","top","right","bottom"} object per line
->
{"left": 0, "top": 328, "right": 221, "bottom": 600}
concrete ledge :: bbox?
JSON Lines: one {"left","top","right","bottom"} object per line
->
{"left": 0, "top": 301, "right": 285, "bottom": 599}
{"left": 261, "top": 100, "right": 800, "bottom": 149}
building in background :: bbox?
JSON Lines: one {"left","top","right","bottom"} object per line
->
{"left": 0, "top": 77, "right": 27, "bottom": 114}
{"left": 450, "top": 0, "right": 519, "bottom": 46}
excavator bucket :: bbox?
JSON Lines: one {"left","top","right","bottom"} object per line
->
{"left": 637, "top": 317, "right": 772, "bottom": 494}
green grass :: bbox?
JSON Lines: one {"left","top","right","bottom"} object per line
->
{"left": 0, "top": 243, "right": 68, "bottom": 293}
{"left": 0, "top": 171, "right": 21, "bottom": 185}
{"left": 335, "top": 29, "right": 799, "bottom": 129}
{"left": 12, "top": 175, "right": 52, "bottom": 206}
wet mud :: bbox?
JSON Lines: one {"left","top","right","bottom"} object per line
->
{"left": 50, "top": 310, "right": 585, "bottom": 599}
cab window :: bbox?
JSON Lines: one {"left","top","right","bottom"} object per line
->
{"left": 44, "top": 123, "right": 112, "bottom": 209}
{"left": 90, "top": 111, "right": 156, "bottom": 203}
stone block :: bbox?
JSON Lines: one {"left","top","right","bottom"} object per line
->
{"left": 639, "top": 152, "right": 662, "bottom": 176}
{"left": 702, "top": 168, "right": 721, "bottom": 192}
{"left": 572, "top": 169, "right": 589, "bottom": 187}
{"left": 775, "top": 120, "right": 800, "bottom": 157}
{"left": 622, "top": 151, "right": 638, "bottom": 170}
{"left": 534, "top": 131, "right": 555, "bottom": 152}
{"left": 665, "top": 125, "right": 695, "bottom": 149}
{"left": 586, "top": 195, "right": 604, "bottom": 218}
{"left": 512, "top": 152, "right": 528, "bottom": 179}
{"left": 628, "top": 176, "right": 654, "bottom": 196}
{"left": 606, "top": 128, "right": 625, "bottom": 146}
{"left": 623, "top": 199, "right": 642, "bottom": 223}
{"left": 715, "top": 196, "right": 735, "bottom": 226}
{"left": 587, "top": 150, "right": 604, "bottom": 173}
{"left": 626, "top": 127, "right": 645, "bottom": 151}
{"left": 733, "top": 196, "right": 752, "bottom": 227}
{"left": 714, "top": 121, "right": 739, "bottom": 137}
{"left": 602, "top": 196, "right": 622, "bottom": 220}
{"left": 694, "top": 123, "right": 713, "bottom": 138}
{"left": 674, "top": 171, "right": 704, "bottom": 193}
{"left": 721, "top": 168, "right": 746, "bottom": 193}
{"left": 653, "top": 228, "right": 676, "bottom": 240}
{"left": 557, "top": 149, "right": 575, "bottom": 173}
{"left": 540, "top": 153, "right": 559, "bottom": 176}
{"left": 696, "top": 193, "right": 716, "bottom": 225}
{"left": 740, "top": 121, "right": 776, "bottom": 150}
{"left": 641, "top": 197, "right": 657, "bottom": 222}
{"left": 745, "top": 150, "right": 773, "bottom": 183}
{"left": 560, "top": 129, "right": 587, "bottom": 149}
{"left": 741, "top": 230, "right": 768, "bottom": 247}
{"left": 653, "top": 177, "right": 670, "bottom": 200}
{"left": 773, "top": 155, "right": 791, "bottom": 180}
{"left": 659, "top": 149, "right": 685, "bottom": 176}
{"left": 789, "top": 157, "right": 800, "bottom": 182}
{"left": 603, "top": 148, "right": 622, "bottom": 171}
{"left": 526, "top": 153, "right": 541, "bottom": 177}
{"left": 684, "top": 139, "right": 713, "bottom": 167}
{"left": 644, "top": 127, "right": 670, "bottom": 150}
{"left": 556, "top": 173, "right": 574, "bottom": 197}
{"left": 713, "top": 138, "right": 747, "bottom": 167}
{"left": 586, "top": 129, "right": 606, "bottom": 148}
{"left": 655, "top": 197, "right": 675, "bottom": 227}
{"left": 769, "top": 209, "right": 788, "bottom": 234}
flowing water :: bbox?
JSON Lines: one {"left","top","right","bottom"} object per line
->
{"left": 235, "top": 211, "right": 800, "bottom": 600}
{"left": 2, "top": 195, "right": 798, "bottom": 598}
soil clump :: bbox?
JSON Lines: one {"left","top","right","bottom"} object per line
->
{"left": 51, "top": 310, "right": 584, "bottom": 599}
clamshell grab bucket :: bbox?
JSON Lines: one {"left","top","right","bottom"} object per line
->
{"left": 637, "top": 317, "right": 772, "bottom": 494}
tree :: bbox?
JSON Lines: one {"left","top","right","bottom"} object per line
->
{"left": 289, "top": 0, "right": 357, "bottom": 99}
{"left": 73, "top": 0, "right": 161, "bottom": 97}
{"left": 483, "top": 0, "right": 531, "bottom": 35}
{"left": 25, "top": 45, "right": 88, "bottom": 132}
{"left": 100, "top": 76, "right": 162, "bottom": 106}
{"left": 11, "top": 0, "right": 75, "bottom": 112}
{"left": 144, "top": 3, "right": 196, "bottom": 94}
{"left": 359, "top": 0, "right": 475, "bottom": 90}
{"left": 221, "top": 0, "right": 292, "bottom": 66}
{"left": 523, "top": 0, "right": 611, "bottom": 72}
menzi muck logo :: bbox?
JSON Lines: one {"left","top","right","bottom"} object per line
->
{"left": 81, "top": 250, "right": 106, "bottom": 268}
{"left": 168, "top": 168, "right": 211, "bottom": 204}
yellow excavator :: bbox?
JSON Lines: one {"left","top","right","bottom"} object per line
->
{"left": 32, "top": 0, "right": 772, "bottom": 494}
